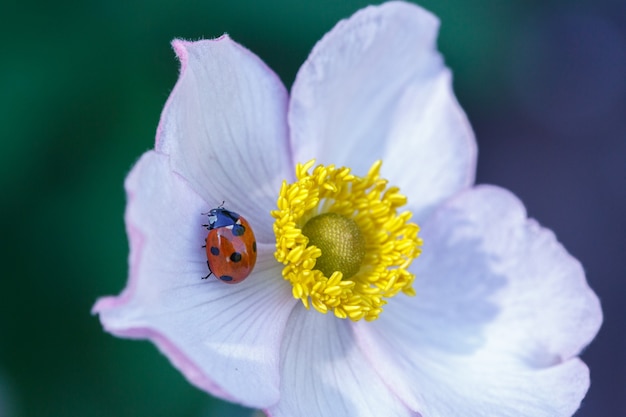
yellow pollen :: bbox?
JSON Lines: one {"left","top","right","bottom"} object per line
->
{"left": 271, "top": 160, "right": 422, "bottom": 321}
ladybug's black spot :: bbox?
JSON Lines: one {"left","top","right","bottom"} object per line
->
{"left": 232, "top": 224, "right": 245, "bottom": 236}
{"left": 230, "top": 252, "right": 242, "bottom": 263}
{"left": 253, "top": 241, "right": 257, "bottom": 253}
{"left": 220, "top": 275, "right": 233, "bottom": 282}
{"left": 210, "top": 246, "right": 220, "bottom": 256}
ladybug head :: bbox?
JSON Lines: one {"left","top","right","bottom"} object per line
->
{"left": 207, "top": 208, "right": 240, "bottom": 229}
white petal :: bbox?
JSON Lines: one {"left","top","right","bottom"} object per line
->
{"left": 289, "top": 1, "right": 475, "bottom": 219}
{"left": 156, "top": 37, "right": 292, "bottom": 243}
{"left": 268, "top": 308, "right": 414, "bottom": 417}
{"left": 94, "top": 152, "right": 297, "bottom": 408}
{"left": 382, "top": 70, "right": 476, "bottom": 222}
{"left": 356, "top": 185, "right": 601, "bottom": 416}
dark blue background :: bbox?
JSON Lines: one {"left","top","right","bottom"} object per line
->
{"left": 1, "top": 0, "right": 624, "bottom": 416}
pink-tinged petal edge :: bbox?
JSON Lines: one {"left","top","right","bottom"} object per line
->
{"left": 355, "top": 185, "right": 602, "bottom": 417}
{"left": 154, "top": 36, "right": 292, "bottom": 243}
{"left": 93, "top": 152, "right": 297, "bottom": 408}
{"left": 93, "top": 298, "right": 235, "bottom": 400}
{"left": 92, "top": 195, "right": 235, "bottom": 401}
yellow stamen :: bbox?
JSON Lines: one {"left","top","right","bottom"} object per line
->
{"left": 271, "top": 160, "right": 422, "bottom": 321}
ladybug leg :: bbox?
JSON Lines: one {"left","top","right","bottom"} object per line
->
{"left": 202, "top": 238, "right": 206, "bottom": 248}
{"left": 202, "top": 261, "right": 213, "bottom": 280}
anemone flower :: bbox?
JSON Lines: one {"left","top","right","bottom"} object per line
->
{"left": 94, "top": 2, "right": 602, "bottom": 416}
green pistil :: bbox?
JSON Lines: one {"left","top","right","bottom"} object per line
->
{"left": 301, "top": 212, "right": 366, "bottom": 279}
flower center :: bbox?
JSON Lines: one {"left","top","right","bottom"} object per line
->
{"left": 272, "top": 160, "right": 422, "bottom": 321}
{"left": 301, "top": 212, "right": 365, "bottom": 279}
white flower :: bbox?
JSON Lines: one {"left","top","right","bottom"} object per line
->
{"left": 93, "top": 2, "right": 602, "bottom": 416}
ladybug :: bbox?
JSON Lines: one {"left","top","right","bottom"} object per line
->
{"left": 203, "top": 208, "right": 257, "bottom": 284}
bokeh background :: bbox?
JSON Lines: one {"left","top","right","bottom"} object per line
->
{"left": 1, "top": 0, "right": 624, "bottom": 416}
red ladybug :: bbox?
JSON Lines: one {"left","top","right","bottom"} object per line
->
{"left": 203, "top": 208, "right": 257, "bottom": 284}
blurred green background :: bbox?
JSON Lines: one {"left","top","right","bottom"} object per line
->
{"left": 1, "top": 0, "right": 624, "bottom": 416}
